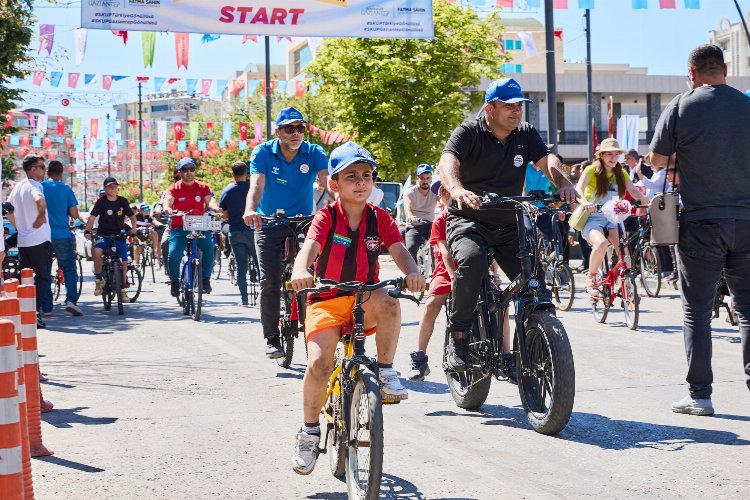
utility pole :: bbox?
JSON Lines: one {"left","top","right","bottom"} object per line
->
{"left": 138, "top": 82, "right": 144, "bottom": 202}
{"left": 544, "top": 0, "right": 558, "bottom": 152}
{"left": 265, "top": 36, "right": 272, "bottom": 140}
{"left": 732, "top": 0, "right": 750, "bottom": 46}
{"left": 585, "top": 9, "right": 593, "bottom": 161}
{"left": 106, "top": 112, "right": 111, "bottom": 176}
{"left": 83, "top": 135, "right": 88, "bottom": 210}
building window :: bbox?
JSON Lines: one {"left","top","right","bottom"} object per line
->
{"left": 503, "top": 39, "right": 522, "bottom": 51}
{"left": 293, "top": 45, "right": 313, "bottom": 77}
{"left": 500, "top": 63, "right": 522, "bottom": 74}
{"left": 151, "top": 104, "right": 169, "bottom": 113}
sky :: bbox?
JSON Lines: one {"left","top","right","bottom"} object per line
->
{"left": 10, "top": 0, "right": 747, "bottom": 125}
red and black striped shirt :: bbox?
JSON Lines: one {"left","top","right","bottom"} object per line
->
{"left": 308, "top": 201, "right": 402, "bottom": 286}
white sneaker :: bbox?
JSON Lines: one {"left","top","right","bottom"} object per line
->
{"left": 94, "top": 279, "right": 103, "bottom": 296}
{"left": 64, "top": 301, "right": 83, "bottom": 317}
{"left": 379, "top": 367, "right": 408, "bottom": 401}
{"left": 292, "top": 431, "right": 320, "bottom": 475}
{"left": 671, "top": 395, "right": 714, "bottom": 416}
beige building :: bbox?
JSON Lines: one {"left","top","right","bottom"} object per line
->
{"left": 709, "top": 16, "right": 750, "bottom": 76}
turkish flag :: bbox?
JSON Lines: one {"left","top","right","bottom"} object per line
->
{"left": 84, "top": 138, "right": 91, "bottom": 149}
{"left": 191, "top": 149, "right": 199, "bottom": 158}
{"left": 64, "top": 137, "right": 73, "bottom": 148}
{"left": 33, "top": 71, "right": 45, "bottom": 86}
{"left": 68, "top": 73, "right": 80, "bottom": 88}
{"left": 231, "top": 80, "right": 244, "bottom": 96}
{"left": 206, "top": 122, "right": 214, "bottom": 130}
{"left": 228, "top": 140, "right": 237, "bottom": 151}
{"left": 295, "top": 81, "right": 305, "bottom": 97}
{"left": 4, "top": 112, "right": 13, "bottom": 128}
{"left": 210, "top": 149, "right": 218, "bottom": 158}
{"left": 167, "top": 140, "right": 176, "bottom": 151}
{"left": 47, "top": 150, "right": 57, "bottom": 160}
{"left": 90, "top": 118, "right": 99, "bottom": 139}
{"left": 98, "top": 152, "right": 104, "bottom": 161}
{"left": 201, "top": 150, "right": 209, "bottom": 158}
{"left": 208, "top": 140, "right": 217, "bottom": 150}
{"left": 116, "top": 152, "right": 124, "bottom": 162}
{"left": 174, "top": 122, "right": 184, "bottom": 140}
{"left": 56, "top": 116, "right": 65, "bottom": 134}
{"left": 102, "top": 74, "right": 113, "bottom": 90}
{"left": 201, "top": 79, "right": 212, "bottom": 95}
{"left": 173, "top": 151, "right": 180, "bottom": 160}
{"left": 239, "top": 122, "right": 248, "bottom": 141}
{"left": 188, "top": 141, "right": 196, "bottom": 150}
{"left": 145, "top": 152, "right": 152, "bottom": 160}
{"left": 20, "top": 136, "right": 30, "bottom": 146}
{"left": 127, "top": 152, "right": 133, "bottom": 160}
{"left": 68, "top": 150, "right": 75, "bottom": 158}
{"left": 42, "top": 137, "right": 52, "bottom": 148}
{"left": 155, "top": 152, "right": 162, "bottom": 160}
{"left": 128, "top": 140, "right": 136, "bottom": 150}
{"left": 77, "top": 152, "right": 84, "bottom": 160}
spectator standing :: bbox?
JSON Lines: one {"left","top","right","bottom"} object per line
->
{"left": 624, "top": 149, "right": 653, "bottom": 182}
{"left": 8, "top": 154, "right": 52, "bottom": 327}
{"left": 402, "top": 164, "right": 439, "bottom": 262}
{"left": 42, "top": 160, "right": 83, "bottom": 316}
{"left": 243, "top": 107, "right": 329, "bottom": 358}
{"left": 220, "top": 161, "right": 259, "bottom": 307}
{"left": 648, "top": 44, "right": 750, "bottom": 415}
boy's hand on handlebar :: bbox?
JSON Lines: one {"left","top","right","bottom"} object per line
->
{"left": 290, "top": 269, "right": 315, "bottom": 292}
{"left": 404, "top": 273, "right": 426, "bottom": 293}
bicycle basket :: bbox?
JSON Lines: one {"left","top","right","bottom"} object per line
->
{"left": 184, "top": 215, "right": 212, "bottom": 232}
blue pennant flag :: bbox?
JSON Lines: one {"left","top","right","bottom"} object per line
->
{"left": 632, "top": 0, "right": 647, "bottom": 8}
{"left": 154, "top": 77, "right": 166, "bottom": 92}
{"left": 107, "top": 119, "right": 116, "bottom": 138}
{"left": 222, "top": 122, "right": 232, "bottom": 141}
{"left": 177, "top": 141, "right": 186, "bottom": 151}
{"left": 84, "top": 74, "right": 97, "bottom": 85}
{"left": 49, "top": 72, "right": 63, "bottom": 87}
{"left": 217, "top": 80, "right": 228, "bottom": 96}
{"left": 239, "top": 141, "right": 247, "bottom": 151}
{"left": 579, "top": 0, "right": 595, "bottom": 8}
{"left": 32, "top": 136, "right": 41, "bottom": 148}
{"left": 9, "top": 135, "right": 19, "bottom": 146}
{"left": 246, "top": 80, "right": 260, "bottom": 96}
{"left": 198, "top": 140, "right": 207, "bottom": 151}
{"left": 112, "top": 75, "right": 128, "bottom": 82}
{"left": 201, "top": 34, "right": 221, "bottom": 43}
{"left": 186, "top": 79, "right": 198, "bottom": 95}
{"left": 684, "top": 0, "right": 700, "bottom": 8}
{"left": 158, "top": 141, "right": 167, "bottom": 151}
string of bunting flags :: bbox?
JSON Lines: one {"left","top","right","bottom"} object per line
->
{"left": 465, "top": 0, "right": 700, "bottom": 9}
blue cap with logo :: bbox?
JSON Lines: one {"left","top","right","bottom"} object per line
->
{"left": 328, "top": 141, "right": 380, "bottom": 176}
{"left": 484, "top": 78, "right": 533, "bottom": 104}
{"left": 139, "top": 202, "right": 151, "bottom": 211}
{"left": 416, "top": 164, "right": 432, "bottom": 176}
{"left": 177, "top": 157, "right": 195, "bottom": 170}
{"left": 275, "top": 106, "right": 307, "bottom": 126}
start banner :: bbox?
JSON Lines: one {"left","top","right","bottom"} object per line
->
{"left": 81, "top": 0, "right": 434, "bottom": 39}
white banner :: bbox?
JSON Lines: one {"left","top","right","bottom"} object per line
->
{"left": 81, "top": 1, "right": 434, "bottom": 39}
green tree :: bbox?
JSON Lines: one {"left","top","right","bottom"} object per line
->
{"left": 0, "top": 1, "right": 33, "bottom": 125}
{"left": 306, "top": 0, "right": 508, "bottom": 179}
{"left": 2, "top": 154, "right": 17, "bottom": 187}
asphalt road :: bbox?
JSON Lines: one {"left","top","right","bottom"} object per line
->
{"left": 32, "top": 258, "right": 749, "bottom": 499}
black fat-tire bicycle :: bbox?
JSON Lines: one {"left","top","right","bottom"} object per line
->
{"left": 442, "top": 193, "right": 575, "bottom": 435}
{"left": 263, "top": 214, "right": 314, "bottom": 368}
{"left": 294, "top": 278, "right": 420, "bottom": 500}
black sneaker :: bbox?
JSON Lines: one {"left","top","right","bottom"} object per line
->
{"left": 445, "top": 334, "right": 469, "bottom": 372}
{"left": 170, "top": 281, "right": 179, "bottom": 297}
{"left": 502, "top": 352, "right": 517, "bottom": 384}
{"left": 36, "top": 311, "right": 47, "bottom": 330}
{"left": 202, "top": 278, "right": 212, "bottom": 294}
{"left": 407, "top": 351, "right": 430, "bottom": 381}
{"left": 265, "top": 336, "right": 284, "bottom": 359}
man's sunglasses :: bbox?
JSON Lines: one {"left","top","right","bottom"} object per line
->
{"left": 280, "top": 124, "right": 306, "bottom": 134}
{"left": 180, "top": 167, "right": 196, "bottom": 172}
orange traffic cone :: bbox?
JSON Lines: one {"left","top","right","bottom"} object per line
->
{"left": 0, "top": 318, "right": 24, "bottom": 500}
{"left": 17, "top": 285, "right": 52, "bottom": 458}
{"left": 19, "top": 269, "right": 33, "bottom": 286}
{"left": 3, "top": 279, "right": 19, "bottom": 298}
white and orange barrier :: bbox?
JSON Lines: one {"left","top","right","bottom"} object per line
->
{"left": 0, "top": 317, "right": 24, "bottom": 500}
{"left": 19, "top": 269, "right": 33, "bottom": 286}
{"left": 17, "top": 283, "right": 52, "bottom": 459}
{"left": 3, "top": 279, "right": 19, "bottom": 298}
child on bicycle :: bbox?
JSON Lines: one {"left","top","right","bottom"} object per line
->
{"left": 288, "top": 141, "right": 426, "bottom": 475}
{"left": 85, "top": 177, "right": 137, "bottom": 302}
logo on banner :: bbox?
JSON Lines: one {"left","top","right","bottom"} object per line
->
{"left": 128, "top": 0, "right": 161, "bottom": 6}
{"left": 361, "top": 6, "right": 389, "bottom": 16}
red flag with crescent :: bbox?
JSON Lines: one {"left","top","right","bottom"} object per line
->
{"left": 174, "top": 122, "right": 184, "bottom": 141}
{"left": 239, "top": 122, "right": 248, "bottom": 142}
{"left": 56, "top": 116, "right": 65, "bottom": 134}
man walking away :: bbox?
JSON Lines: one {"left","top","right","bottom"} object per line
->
{"left": 220, "top": 161, "right": 259, "bottom": 307}
{"left": 648, "top": 44, "right": 750, "bottom": 415}
{"left": 8, "top": 154, "right": 52, "bottom": 328}
{"left": 42, "top": 160, "right": 84, "bottom": 316}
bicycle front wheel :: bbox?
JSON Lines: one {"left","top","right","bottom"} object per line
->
{"left": 622, "top": 272, "right": 640, "bottom": 330}
{"left": 517, "top": 312, "right": 575, "bottom": 435}
{"left": 76, "top": 255, "right": 83, "bottom": 297}
{"left": 639, "top": 245, "right": 661, "bottom": 298}
{"left": 212, "top": 245, "right": 222, "bottom": 280}
{"left": 114, "top": 261, "right": 124, "bottom": 316}
{"left": 346, "top": 369, "right": 383, "bottom": 500}
{"left": 552, "top": 262, "right": 575, "bottom": 311}
{"left": 192, "top": 257, "right": 203, "bottom": 321}
{"left": 127, "top": 266, "right": 143, "bottom": 303}
{"left": 228, "top": 256, "right": 237, "bottom": 285}
{"left": 591, "top": 263, "right": 609, "bottom": 323}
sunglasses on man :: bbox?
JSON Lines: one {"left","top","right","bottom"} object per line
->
{"left": 280, "top": 124, "right": 306, "bottom": 134}
{"left": 180, "top": 167, "right": 196, "bottom": 172}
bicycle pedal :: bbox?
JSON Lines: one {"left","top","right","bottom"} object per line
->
{"left": 381, "top": 397, "right": 403, "bottom": 405}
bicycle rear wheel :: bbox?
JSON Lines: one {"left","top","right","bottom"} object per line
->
{"left": 622, "top": 272, "right": 640, "bottom": 330}
{"left": 552, "top": 262, "right": 575, "bottom": 311}
{"left": 180, "top": 261, "right": 192, "bottom": 316}
{"left": 126, "top": 266, "right": 143, "bottom": 303}
{"left": 516, "top": 312, "right": 575, "bottom": 435}
{"left": 278, "top": 296, "right": 296, "bottom": 368}
{"left": 212, "top": 244, "right": 222, "bottom": 280}
{"left": 443, "top": 325, "right": 491, "bottom": 410}
{"left": 228, "top": 255, "right": 237, "bottom": 285}
{"left": 591, "top": 262, "right": 610, "bottom": 323}
{"left": 51, "top": 257, "right": 62, "bottom": 302}
{"left": 102, "top": 266, "right": 112, "bottom": 312}
{"left": 639, "top": 245, "right": 661, "bottom": 298}
{"left": 346, "top": 368, "right": 383, "bottom": 500}
{"left": 327, "top": 354, "right": 347, "bottom": 478}
{"left": 76, "top": 255, "right": 83, "bottom": 297}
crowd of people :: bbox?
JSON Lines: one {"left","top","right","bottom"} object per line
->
{"left": 1, "top": 43, "right": 747, "bottom": 480}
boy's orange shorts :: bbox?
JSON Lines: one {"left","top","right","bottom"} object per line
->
{"left": 305, "top": 295, "right": 377, "bottom": 342}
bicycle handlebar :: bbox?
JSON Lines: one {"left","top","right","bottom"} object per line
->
{"left": 287, "top": 277, "right": 421, "bottom": 305}
{"left": 480, "top": 192, "right": 563, "bottom": 207}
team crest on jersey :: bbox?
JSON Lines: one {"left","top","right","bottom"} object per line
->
{"left": 364, "top": 236, "right": 380, "bottom": 252}
{"left": 513, "top": 154, "right": 524, "bottom": 167}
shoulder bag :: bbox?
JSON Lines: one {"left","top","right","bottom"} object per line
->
{"left": 569, "top": 192, "right": 598, "bottom": 232}
{"left": 649, "top": 155, "right": 680, "bottom": 245}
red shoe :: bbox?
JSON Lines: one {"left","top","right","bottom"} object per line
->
{"left": 41, "top": 399, "right": 54, "bottom": 413}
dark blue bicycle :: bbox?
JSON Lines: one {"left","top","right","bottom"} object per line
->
{"left": 174, "top": 211, "right": 221, "bottom": 321}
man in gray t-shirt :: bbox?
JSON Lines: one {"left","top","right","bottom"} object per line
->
{"left": 402, "top": 163, "right": 439, "bottom": 263}
{"left": 648, "top": 44, "right": 750, "bottom": 416}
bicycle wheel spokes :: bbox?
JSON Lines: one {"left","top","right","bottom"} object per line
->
{"left": 640, "top": 245, "right": 661, "bottom": 297}
{"left": 346, "top": 369, "right": 383, "bottom": 500}
{"left": 553, "top": 263, "right": 575, "bottom": 311}
{"left": 622, "top": 273, "right": 640, "bottom": 330}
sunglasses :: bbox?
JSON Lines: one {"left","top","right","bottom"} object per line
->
{"left": 280, "top": 124, "right": 306, "bottom": 134}
{"left": 180, "top": 167, "right": 196, "bottom": 172}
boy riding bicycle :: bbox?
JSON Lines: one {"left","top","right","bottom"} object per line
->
{"left": 288, "top": 141, "right": 426, "bottom": 475}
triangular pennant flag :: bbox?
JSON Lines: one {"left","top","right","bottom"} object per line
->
{"left": 276, "top": 36, "right": 292, "bottom": 43}
{"left": 136, "top": 76, "right": 150, "bottom": 82}
{"left": 246, "top": 80, "right": 260, "bottom": 96}
{"left": 49, "top": 71, "right": 63, "bottom": 87}
{"left": 201, "top": 34, "right": 221, "bottom": 43}
{"left": 201, "top": 79, "right": 212, "bottom": 95}
{"left": 167, "top": 77, "right": 181, "bottom": 84}
{"left": 217, "top": 80, "right": 228, "bottom": 96}
{"left": 112, "top": 75, "right": 128, "bottom": 82}
{"left": 684, "top": 0, "right": 699, "bottom": 7}
{"left": 295, "top": 80, "right": 305, "bottom": 97}
{"left": 68, "top": 72, "right": 80, "bottom": 88}
{"left": 552, "top": 0, "right": 567, "bottom": 8}
{"left": 186, "top": 79, "right": 198, "bottom": 95}
{"left": 175, "top": 33, "right": 190, "bottom": 69}
{"left": 154, "top": 77, "right": 166, "bottom": 92}
{"left": 32, "top": 71, "right": 45, "bottom": 86}
{"left": 659, "top": 0, "right": 676, "bottom": 7}
{"left": 242, "top": 35, "right": 257, "bottom": 44}
{"left": 632, "top": 0, "right": 647, "bottom": 8}
{"left": 103, "top": 74, "right": 114, "bottom": 90}
{"left": 85, "top": 73, "right": 97, "bottom": 85}
{"left": 579, "top": 0, "right": 595, "bottom": 7}
{"left": 112, "top": 30, "right": 128, "bottom": 44}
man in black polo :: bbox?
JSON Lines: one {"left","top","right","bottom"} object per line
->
{"left": 439, "top": 78, "right": 577, "bottom": 371}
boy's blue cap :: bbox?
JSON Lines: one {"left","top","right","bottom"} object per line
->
{"left": 328, "top": 141, "right": 379, "bottom": 176}
{"left": 416, "top": 164, "right": 432, "bottom": 175}
{"left": 275, "top": 106, "right": 307, "bottom": 126}
{"left": 484, "top": 78, "right": 533, "bottom": 104}
{"left": 177, "top": 157, "right": 195, "bottom": 169}
{"left": 430, "top": 180, "right": 442, "bottom": 195}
